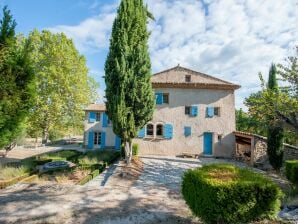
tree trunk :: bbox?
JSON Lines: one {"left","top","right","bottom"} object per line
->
{"left": 124, "top": 140, "right": 132, "bottom": 165}
{"left": 42, "top": 128, "right": 49, "bottom": 144}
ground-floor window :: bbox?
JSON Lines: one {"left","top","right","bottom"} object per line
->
{"left": 146, "top": 124, "right": 154, "bottom": 136}
{"left": 94, "top": 132, "right": 101, "bottom": 145}
{"left": 156, "top": 124, "right": 163, "bottom": 136}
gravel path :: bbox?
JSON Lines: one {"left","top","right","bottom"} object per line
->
{"left": 0, "top": 156, "right": 292, "bottom": 224}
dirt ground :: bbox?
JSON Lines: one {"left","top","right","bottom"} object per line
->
{"left": 0, "top": 156, "right": 292, "bottom": 224}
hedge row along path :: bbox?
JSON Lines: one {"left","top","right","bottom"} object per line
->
{"left": 0, "top": 156, "right": 291, "bottom": 224}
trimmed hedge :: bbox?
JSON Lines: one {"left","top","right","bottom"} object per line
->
{"left": 285, "top": 160, "right": 298, "bottom": 184}
{"left": 78, "top": 164, "right": 106, "bottom": 185}
{"left": 182, "top": 164, "right": 283, "bottom": 224}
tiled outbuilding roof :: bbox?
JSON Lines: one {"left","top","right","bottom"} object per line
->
{"left": 84, "top": 104, "right": 106, "bottom": 111}
{"left": 151, "top": 65, "right": 241, "bottom": 90}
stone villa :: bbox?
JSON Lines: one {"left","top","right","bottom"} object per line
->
{"left": 83, "top": 65, "right": 240, "bottom": 157}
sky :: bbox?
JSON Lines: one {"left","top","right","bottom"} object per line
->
{"left": 1, "top": 0, "right": 298, "bottom": 109}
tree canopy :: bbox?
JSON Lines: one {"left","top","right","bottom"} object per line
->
{"left": 105, "top": 0, "right": 155, "bottom": 163}
{"left": 26, "top": 30, "right": 98, "bottom": 142}
{"left": 0, "top": 6, "right": 35, "bottom": 149}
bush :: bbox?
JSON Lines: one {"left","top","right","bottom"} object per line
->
{"left": 285, "top": 160, "right": 298, "bottom": 184}
{"left": 132, "top": 143, "right": 139, "bottom": 156}
{"left": 80, "top": 150, "right": 119, "bottom": 166}
{"left": 182, "top": 164, "right": 283, "bottom": 224}
{"left": 267, "top": 125, "right": 284, "bottom": 171}
{"left": 78, "top": 164, "right": 106, "bottom": 185}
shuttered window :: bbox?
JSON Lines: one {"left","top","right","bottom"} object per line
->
{"left": 184, "top": 126, "right": 191, "bottom": 136}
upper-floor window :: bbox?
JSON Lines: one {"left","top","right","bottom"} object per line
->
{"left": 214, "top": 107, "right": 220, "bottom": 116}
{"left": 96, "top": 112, "right": 101, "bottom": 121}
{"left": 94, "top": 132, "right": 101, "bottom": 145}
{"left": 156, "top": 124, "right": 163, "bottom": 136}
{"left": 185, "top": 106, "right": 191, "bottom": 115}
{"left": 218, "top": 134, "right": 223, "bottom": 141}
{"left": 185, "top": 75, "right": 191, "bottom": 82}
{"left": 163, "top": 93, "right": 169, "bottom": 104}
{"left": 146, "top": 124, "right": 154, "bottom": 136}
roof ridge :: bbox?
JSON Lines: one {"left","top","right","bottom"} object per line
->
{"left": 152, "top": 65, "right": 237, "bottom": 86}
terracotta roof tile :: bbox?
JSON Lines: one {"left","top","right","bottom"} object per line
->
{"left": 84, "top": 104, "right": 106, "bottom": 111}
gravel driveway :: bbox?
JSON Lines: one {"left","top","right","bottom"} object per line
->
{"left": 0, "top": 156, "right": 288, "bottom": 224}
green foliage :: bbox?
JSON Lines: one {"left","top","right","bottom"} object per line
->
{"left": 285, "top": 160, "right": 298, "bottom": 184}
{"left": 236, "top": 108, "right": 266, "bottom": 135}
{"left": 267, "top": 125, "right": 284, "bottom": 171}
{"left": 132, "top": 143, "right": 139, "bottom": 156}
{"left": 37, "top": 150, "right": 82, "bottom": 162}
{"left": 182, "top": 164, "right": 283, "bottom": 224}
{"left": 0, "top": 165, "right": 29, "bottom": 180}
{"left": 268, "top": 63, "right": 278, "bottom": 90}
{"left": 0, "top": 6, "right": 16, "bottom": 46}
{"left": 78, "top": 150, "right": 120, "bottom": 167}
{"left": 0, "top": 6, "right": 36, "bottom": 149}
{"left": 105, "top": 0, "right": 155, "bottom": 162}
{"left": 26, "top": 30, "right": 99, "bottom": 142}
{"left": 78, "top": 165, "right": 105, "bottom": 185}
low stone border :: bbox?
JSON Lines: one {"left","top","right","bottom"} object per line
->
{"left": 0, "top": 174, "right": 30, "bottom": 189}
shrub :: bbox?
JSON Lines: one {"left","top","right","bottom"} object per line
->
{"left": 132, "top": 143, "right": 139, "bottom": 156}
{"left": 285, "top": 160, "right": 298, "bottom": 184}
{"left": 80, "top": 150, "right": 119, "bottom": 166}
{"left": 78, "top": 164, "right": 106, "bottom": 185}
{"left": 182, "top": 164, "right": 283, "bottom": 224}
{"left": 267, "top": 125, "right": 284, "bottom": 171}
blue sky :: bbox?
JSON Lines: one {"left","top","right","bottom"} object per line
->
{"left": 1, "top": 0, "right": 298, "bottom": 109}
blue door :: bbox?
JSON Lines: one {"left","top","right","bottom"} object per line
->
{"left": 203, "top": 132, "right": 212, "bottom": 155}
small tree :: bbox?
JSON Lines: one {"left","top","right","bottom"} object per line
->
{"left": 105, "top": 0, "right": 155, "bottom": 164}
{"left": 267, "top": 63, "right": 284, "bottom": 171}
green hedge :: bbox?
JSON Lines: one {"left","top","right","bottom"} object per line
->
{"left": 182, "top": 164, "right": 283, "bottom": 224}
{"left": 132, "top": 143, "right": 139, "bottom": 156}
{"left": 285, "top": 160, "right": 298, "bottom": 184}
{"left": 78, "top": 164, "right": 106, "bottom": 185}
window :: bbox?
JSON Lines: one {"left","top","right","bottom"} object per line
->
{"left": 185, "top": 106, "right": 191, "bottom": 115}
{"left": 93, "top": 132, "right": 101, "bottom": 145}
{"left": 96, "top": 112, "right": 101, "bottom": 121}
{"left": 214, "top": 107, "right": 220, "bottom": 116}
{"left": 185, "top": 75, "right": 191, "bottom": 82}
{"left": 146, "top": 124, "right": 154, "bottom": 136}
{"left": 156, "top": 124, "right": 163, "bottom": 136}
{"left": 218, "top": 134, "right": 223, "bottom": 141}
{"left": 163, "top": 93, "right": 169, "bottom": 104}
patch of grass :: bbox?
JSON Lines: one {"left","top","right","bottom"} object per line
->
{"left": 78, "top": 150, "right": 119, "bottom": 167}
{"left": 36, "top": 150, "right": 82, "bottom": 162}
{"left": 0, "top": 164, "right": 30, "bottom": 180}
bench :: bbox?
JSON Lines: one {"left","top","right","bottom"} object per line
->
{"left": 181, "top": 152, "right": 200, "bottom": 159}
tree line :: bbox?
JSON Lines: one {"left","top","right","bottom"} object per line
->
{"left": 0, "top": 6, "right": 99, "bottom": 149}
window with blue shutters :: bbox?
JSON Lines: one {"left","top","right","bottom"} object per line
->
{"left": 87, "top": 132, "right": 94, "bottom": 149}
{"left": 191, "top": 106, "right": 198, "bottom": 117}
{"left": 164, "top": 123, "right": 173, "bottom": 139}
{"left": 155, "top": 92, "right": 163, "bottom": 105}
{"left": 102, "top": 112, "right": 108, "bottom": 127}
{"left": 101, "top": 132, "right": 106, "bottom": 149}
{"left": 184, "top": 126, "right": 191, "bottom": 137}
{"left": 115, "top": 136, "right": 121, "bottom": 150}
{"left": 207, "top": 107, "right": 214, "bottom": 118}
{"left": 89, "top": 112, "right": 96, "bottom": 123}
{"left": 138, "top": 126, "right": 146, "bottom": 138}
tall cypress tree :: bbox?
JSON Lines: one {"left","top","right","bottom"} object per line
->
{"left": 105, "top": 0, "right": 155, "bottom": 164}
{"left": 266, "top": 63, "right": 284, "bottom": 171}
{"left": 0, "top": 6, "right": 35, "bottom": 149}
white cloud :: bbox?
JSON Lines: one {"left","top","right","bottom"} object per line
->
{"left": 48, "top": 0, "right": 298, "bottom": 109}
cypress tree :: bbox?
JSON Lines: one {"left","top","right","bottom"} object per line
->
{"left": 266, "top": 63, "right": 284, "bottom": 171}
{"left": 105, "top": 0, "right": 155, "bottom": 164}
{"left": 0, "top": 6, "right": 35, "bottom": 149}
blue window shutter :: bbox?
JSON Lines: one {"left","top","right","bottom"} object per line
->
{"left": 207, "top": 107, "right": 214, "bottom": 117}
{"left": 87, "top": 132, "right": 94, "bottom": 149}
{"left": 155, "top": 92, "right": 163, "bottom": 105}
{"left": 102, "top": 112, "right": 108, "bottom": 127}
{"left": 115, "top": 135, "right": 121, "bottom": 150}
{"left": 184, "top": 126, "right": 191, "bottom": 136}
{"left": 89, "top": 112, "right": 96, "bottom": 123}
{"left": 191, "top": 106, "right": 198, "bottom": 117}
{"left": 164, "top": 123, "right": 173, "bottom": 139}
{"left": 101, "top": 132, "right": 106, "bottom": 149}
{"left": 138, "top": 126, "right": 145, "bottom": 138}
